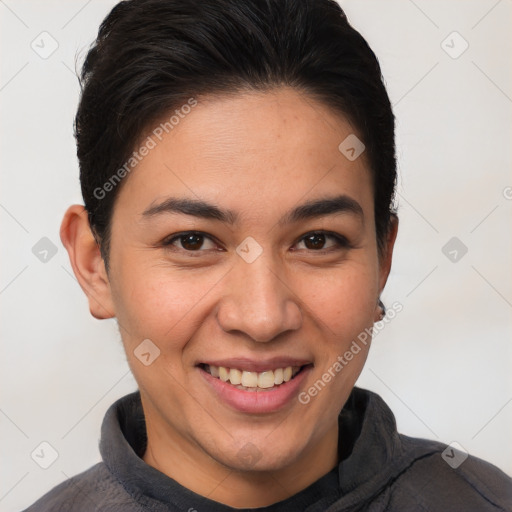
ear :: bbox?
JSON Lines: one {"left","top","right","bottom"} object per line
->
{"left": 59, "top": 205, "right": 115, "bottom": 319}
{"left": 377, "top": 214, "right": 399, "bottom": 298}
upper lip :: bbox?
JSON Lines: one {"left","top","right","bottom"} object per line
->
{"left": 198, "top": 357, "right": 313, "bottom": 373}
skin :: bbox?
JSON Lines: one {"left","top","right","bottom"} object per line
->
{"left": 61, "top": 87, "right": 398, "bottom": 508}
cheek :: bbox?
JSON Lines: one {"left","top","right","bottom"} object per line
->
{"left": 111, "top": 261, "right": 225, "bottom": 350}
{"left": 294, "top": 263, "right": 378, "bottom": 338}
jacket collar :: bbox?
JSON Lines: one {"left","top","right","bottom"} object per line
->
{"left": 99, "top": 387, "right": 436, "bottom": 510}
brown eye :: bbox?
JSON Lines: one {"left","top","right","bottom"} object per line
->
{"left": 304, "top": 233, "right": 327, "bottom": 250}
{"left": 163, "top": 231, "right": 218, "bottom": 252}
{"left": 295, "top": 231, "right": 349, "bottom": 252}
{"left": 180, "top": 233, "right": 204, "bottom": 250}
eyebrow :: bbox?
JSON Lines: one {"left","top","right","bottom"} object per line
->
{"left": 141, "top": 194, "right": 364, "bottom": 225}
{"left": 279, "top": 195, "right": 364, "bottom": 226}
{"left": 142, "top": 197, "right": 237, "bottom": 223}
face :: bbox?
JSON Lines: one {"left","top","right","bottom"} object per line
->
{"left": 77, "top": 88, "right": 395, "bottom": 481}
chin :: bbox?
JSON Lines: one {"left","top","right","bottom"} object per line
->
{"left": 209, "top": 437, "right": 304, "bottom": 473}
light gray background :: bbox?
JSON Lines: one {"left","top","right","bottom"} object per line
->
{"left": 1, "top": 0, "right": 511, "bottom": 510}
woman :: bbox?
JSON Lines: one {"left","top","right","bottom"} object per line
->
{"left": 25, "top": 0, "right": 511, "bottom": 510}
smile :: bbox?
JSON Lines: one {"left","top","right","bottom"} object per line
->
{"left": 201, "top": 364, "right": 307, "bottom": 391}
{"left": 197, "top": 359, "right": 314, "bottom": 413}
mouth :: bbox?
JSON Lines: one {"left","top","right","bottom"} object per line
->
{"left": 198, "top": 363, "right": 313, "bottom": 392}
{"left": 196, "top": 357, "right": 314, "bottom": 413}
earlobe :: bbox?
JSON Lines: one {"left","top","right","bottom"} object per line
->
{"left": 374, "top": 298, "right": 386, "bottom": 322}
{"left": 59, "top": 205, "right": 116, "bottom": 320}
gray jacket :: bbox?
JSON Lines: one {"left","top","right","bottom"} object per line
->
{"left": 24, "top": 388, "right": 512, "bottom": 511}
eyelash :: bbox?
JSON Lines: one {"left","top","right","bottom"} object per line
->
{"left": 293, "top": 231, "right": 351, "bottom": 252}
{"left": 161, "top": 230, "right": 351, "bottom": 255}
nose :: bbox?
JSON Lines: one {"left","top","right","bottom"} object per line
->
{"left": 216, "top": 255, "right": 302, "bottom": 343}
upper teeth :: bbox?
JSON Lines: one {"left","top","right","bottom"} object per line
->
{"left": 208, "top": 365, "right": 300, "bottom": 388}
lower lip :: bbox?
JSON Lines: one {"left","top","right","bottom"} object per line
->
{"left": 199, "top": 365, "right": 312, "bottom": 414}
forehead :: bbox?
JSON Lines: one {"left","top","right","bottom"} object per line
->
{"left": 113, "top": 87, "right": 373, "bottom": 223}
